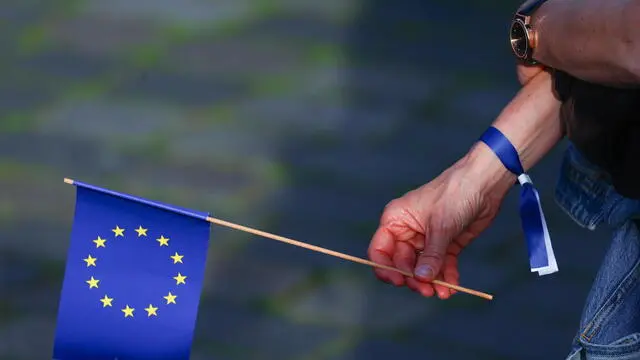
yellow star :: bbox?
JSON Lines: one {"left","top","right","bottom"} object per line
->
{"left": 112, "top": 226, "right": 125, "bottom": 237}
{"left": 170, "top": 252, "right": 184, "bottom": 264}
{"left": 121, "top": 305, "right": 135, "bottom": 318}
{"left": 86, "top": 276, "right": 100, "bottom": 289}
{"left": 99, "top": 295, "right": 113, "bottom": 307}
{"left": 173, "top": 273, "right": 187, "bottom": 285}
{"left": 134, "top": 226, "right": 148, "bottom": 237}
{"left": 163, "top": 292, "right": 177, "bottom": 304}
{"left": 93, "top": 236, "right": 106, "bottom": 248}
{"left": 157, "top": 235, "right": 170, "bottom": 247}
{"left": 83, "top": 255, "right": 97, "bottom": 267}
{"left": 144, "top": 304, "right": 158, "bottom": 317}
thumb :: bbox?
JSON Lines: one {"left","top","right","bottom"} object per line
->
{"left": 413, "top": 232, "right": 449, "bottom": 282}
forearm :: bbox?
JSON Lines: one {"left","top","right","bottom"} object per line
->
{"left": 462, "top": 71, "right": 564, "bottom": 190}
{"left": 533, "top": 0, "right": 640, "bottom": 87}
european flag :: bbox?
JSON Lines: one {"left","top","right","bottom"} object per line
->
{"left": 54, "top": 180, "right": 211, "bottom": 360}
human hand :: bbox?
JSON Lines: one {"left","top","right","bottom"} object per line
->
{"left": 368, "top": 71, "right": 561, "bottom": 299}
{"left": 367, "top": 147, "right": 513, "bottom": 299}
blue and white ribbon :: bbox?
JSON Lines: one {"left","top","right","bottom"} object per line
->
{"left": 479, "top": 126, "right": 558, "bottom": 276}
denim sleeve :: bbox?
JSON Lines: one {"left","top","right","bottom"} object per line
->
{"left": 557, "top": 145, "right": 640, "bottom": 360}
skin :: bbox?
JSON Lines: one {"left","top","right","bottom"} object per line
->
{"left": 368, "top": 0, "right": 640, "bottom": 298}
{"left": 368, "top": 0, "right": 640, "bottom": 299}
{"left": 532, "top": 0, "right": 640, "bottom": 87}
{"left": 368, "top": 71, "right": 563, "bottom": 298}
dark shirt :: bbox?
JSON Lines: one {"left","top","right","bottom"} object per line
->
{"left": 554, "top": 70, "right": 640, "bottom": 199}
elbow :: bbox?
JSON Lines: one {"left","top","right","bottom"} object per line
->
{"left": 622, "top": 45, "right": 640, "bottom": 83}
{"left": 621, "top": 1, "right": 640, "bottom": 83}
{"left": 609, "top": 46, "right": 640, "bottom": 86}
{"left": 627, "top": 58, "right": 640, "bottom": 84}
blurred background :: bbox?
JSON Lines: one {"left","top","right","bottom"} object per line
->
{"left": 1, "top": 1, "right": 612, "bottom": 359}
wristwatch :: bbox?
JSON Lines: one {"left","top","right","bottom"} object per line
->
{"left": 510, "top": 0, "right": 549, "bottom": 64}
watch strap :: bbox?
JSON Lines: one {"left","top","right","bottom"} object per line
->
{"left": 517, "top": 0, "right": 548, "bottom": 16}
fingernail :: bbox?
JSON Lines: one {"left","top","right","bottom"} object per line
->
{"left": 415, "top": 265, "right": 433, "bottom": 279}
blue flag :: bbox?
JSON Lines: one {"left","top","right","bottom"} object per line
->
{"left": 54, "top": 180, "right": 211, "bottom": 360}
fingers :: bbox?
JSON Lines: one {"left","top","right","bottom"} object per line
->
{"left": 406, "top": 277, "right": 435, "bottom": 297}
{"left": 406, "top": 252, "right": 460, "bottom": 299}
{"left": 393, "top": 241, "right": 416, "bottom": 274}
{"left": 443, "top": 255, "right": 459, "bottom": 287}
{"left": 370, "top": 227, "right": 462, "bottom": 300}
{"left": 395, "top": 239, "right": 437, "bottom": 297}
{"left": 433, "top": 254, "right": 459, "bottom": 299}
{"left": 368, "top": 226, "right": 404, "bottom": 286}
{"left": 409, "top": 230, "right": 465, "bottom": 299}
{"left": 413, "top": 230, "right": 448, "bottom": 282}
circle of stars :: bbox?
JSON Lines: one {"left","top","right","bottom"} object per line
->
{"left": 83, "top": 225, "right": 187, "bottom": 319}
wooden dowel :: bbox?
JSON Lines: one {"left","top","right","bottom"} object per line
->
{"left": 63, "top": 178, "right": 493, "bottom": 300}
{"left": 206, "top": 216, "right": 493, "bottom": 300}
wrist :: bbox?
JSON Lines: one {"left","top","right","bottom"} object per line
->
{"left": 459, "top": 142, "right": 515, "bottom": 195}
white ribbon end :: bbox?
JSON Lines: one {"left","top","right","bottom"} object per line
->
{"left": 531, "top": 264, "right": 559, "bottom": 276}
{"left": 529, "top": 189, "right": 559, "bottom": 276}
{"left": 517, "top": 173, "right": 532, "bottom": 186}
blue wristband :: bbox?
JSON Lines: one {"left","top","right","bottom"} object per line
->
{"left": 479, "top": 127, "right": 558, "bottom": 276}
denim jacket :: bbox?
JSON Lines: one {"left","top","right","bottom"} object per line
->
{"left": 556, "top": 144, "right": 640, "bottom": 360}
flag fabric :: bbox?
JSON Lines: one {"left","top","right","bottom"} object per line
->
{"left": 53, "top": 181, "right": 211, "bottom": 360}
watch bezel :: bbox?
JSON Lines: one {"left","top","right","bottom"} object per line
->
{"left": 509, "top": 18, "right": 531, "bottom": 61}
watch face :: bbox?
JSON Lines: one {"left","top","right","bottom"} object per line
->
{"left": 510, "top": 20, "right": 528, "bottom": 59}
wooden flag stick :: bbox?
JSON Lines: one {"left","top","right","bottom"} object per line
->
{"left": 205, "top": 216, "right": 493, "bottom": 300}
{"left": 63, "top": 178, "right": 492, "bottom": 300}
